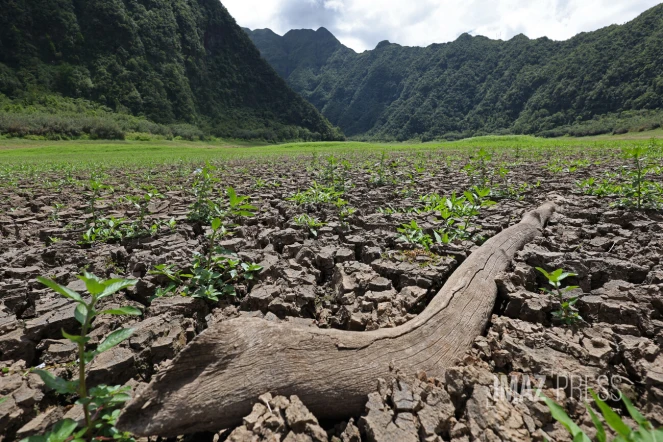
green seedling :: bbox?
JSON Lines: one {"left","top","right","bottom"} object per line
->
{"left": 463, "top": 147, "right": 493, "bottom": 188}
{"left": 206, "top": 217, "right": 229, "bottom": 268}
{"left": 124, "top": 189, "right": 163, "bottom": 227}
{"left": 318, "top": 155, "right": 352, "bottom": 191}
{"left": 618, "top": 145, "right": 661, "bottom": 210}
{"left": 288, "top": 181, "right": 344, "bottom": 205}
{"left": 183, "top": 252, "right": 262, "bottom": 302}
{"left": 293, "top": 214, "right": 326, "bottom": 238}
{"left": 426, "top": 187, "right": 495, "bottom": 244}
{"left": 536, "top": 267, "right": 582, "bottom": 325}
{"left": 188, "top": 162, "right": 218, "bottom": 223}
{"left": 220, "top": 186, "right": 258, "bottom": 220}
{"left": 25, "top": 273, "right": 140, "bottom": 441}
{"left": 148, "top": 263, "right": 191, "bottom": 285}
{"left": 369, "top": 151, "right": 396, "bottom": 187}
{"left": 542, "top": 389, "right": 662, "bottom": 442}
{"left": 149, "top": 218, "right": 262, "bottom": 303}
{"left": 85, "top": 179, "right": 113, "bottom": 225}
{"left": 49, "top": 202, "right": 66, "bottom": 222}
{"left": 576, "top": 144, "right": 662, "bottom": 210}
{"left": 544, "top": 159, "right": 565, "bottom": 174}
{"left": 492, "top": 165, "right": 529, "bottom": 200}
{"left": 397, "top": 220, "right": 433, "bottom": 250}
{"left": 253, "top": 178, "right": 267, "bottom": 189}
{"left": 148, "top": 264, "right": 192, "bottom": 300}
{"left": 624, "top": 146, "right": 647, "bottom": 210}
{"left": 339, "top": 206, "right": 357, "bottom": 225}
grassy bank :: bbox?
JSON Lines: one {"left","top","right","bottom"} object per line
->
{"left": 0, "top": 134, "right": 660, "bottom": 167}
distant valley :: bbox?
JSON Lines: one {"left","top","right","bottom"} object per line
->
{"left": 246, "top": 5, "right": 663, "bottom": 140}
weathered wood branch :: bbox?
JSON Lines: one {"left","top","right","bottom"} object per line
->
{"left": 117, "top": 202, "right": 556, "bottom": 436}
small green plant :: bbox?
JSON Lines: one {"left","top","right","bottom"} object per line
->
{"left": 428, "top": 187, "right": 495, "bottom": 244}
{"left": 85, "top": 179, "right": 113, "bottom": 224}
{"left": 463, "top": 148, "right": 492, "bottom": 187}
{"left": 205, "top": 217, "right": 229, "bottom": 267}
{"left": 319, "top": 155, "right": 352, "bottom": 191}
{"left": 288, "top": 182, "right": 344, "bottom": 205}
{"left": 293, "top": 214, "right": 326, "bottom": 238}
{"left": 544, "top": 159, "right": 565, "bottom": 174}
{"left": 492, "top": 165, "right": 529, "bottom": 200}
{"left": 576, "top": 145, "right": 662, "bottom": 210}
{"left": 576, "top": 174, "right": 624, "bottom": 198}
{"left": 25, "top": 273, "right": 140, "bottom": 441}
{"left": 339, "top": 206, "right": 357, "bottom": 224}
{"left": 183, "top": 252, "right": 262, "bottom": 302}
{"left": 460, "top": 187, "right": 496, "bottom": 232}
{"left": 149, "top": 263, "right": 190, "bottom": 284}
{"left": 188, "top": 163, "right": 218, "bottom": 223}
{"left": 49, "top": 202, "right": 66, "bottom": 222}
{"left": 80, "top": 217, "right": 126, "bottom": 244}
{"left": 542, "top": 390, "right": 662, "bottom": 442}
{"left": 617, "top": 145, "right": 662, "bottom": 210}
{"left": 148, "top": 218, "right": 262, "bottom": 303}
{"left": 148, "top": 264, "right": 191, "bottom": 299}
{"left": 368, "top": 151, "right": 396, "bottom": 187}
{"left": 397, "top": 220, "right": 433, "bottom": 250}
{"left": 536, "top": 267, "right": 582, "bottom": 325}
{"left": 79, "top": 216, "right": 171, "bottom": 245}
{"left": 623, "top": 146, "right": 647, "bottom": 210}
{"left": 124, "top": 189, "right": 163, "bottom": 228}
{"left": 219, "top": 186, "right": 258, "bottom": 221}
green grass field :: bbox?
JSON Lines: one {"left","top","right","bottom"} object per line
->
{"left": 1, "top": 132, "right": 661, "bottom": 167}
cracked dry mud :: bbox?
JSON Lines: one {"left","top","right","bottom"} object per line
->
{"left": 1, "top": 150, "right": 662, "bottom": 441}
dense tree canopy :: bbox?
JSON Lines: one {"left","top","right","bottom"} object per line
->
{"left": 0, "top": 0, "right": 342, "bottom": 140}
{"left": 246, "top": 5, "right": 663, "bottom": 140}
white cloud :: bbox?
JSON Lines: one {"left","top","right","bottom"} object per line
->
{"left": 222, "top": 0, "right": 662, "bottom": 52}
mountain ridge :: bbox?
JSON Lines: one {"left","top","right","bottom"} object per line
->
{"left": 0, "top": 0, "right": 342, "bottom": 141}
{"left": 246, "top": 4, "right": 663, "bottom": 140}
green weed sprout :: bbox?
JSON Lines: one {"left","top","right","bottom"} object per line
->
{"left": 397, "top": 220, "right": 433, "bottom": 250}
{"left": 185, "top": 217, "right": 262, "bottom": 302}
{"left": 536, "top": 267, "right": 582, "bottom": 325}
{"left": 339, "top": 205, "right": 357, "bottom": 224}
{"left": 25, "top": 273, "right": 140, "bottom": 441}
{"left": 124, "top": 189, "right": 163, "bottom": 227}
{"left": 188, "top": 162, "right": 218, "bottom": 223}
{"left": 293, "top": 214, "right": 326, "bottom": 238}
{"left": 223, "top": 186, "right": 258, "bottom": 219}
{"left": 288, "top": 181, "right": 344, "bottom": 205}
{"left": 85, "top": 179, "right": 113, "bottom": 224}
{"left": 148, "top": 217, "right": 261, "bottom": 303}
{"left": 619, "top": 145, "right": 661, "bottom": 210}
{"left": 542, "top": 389, "right": 662, "bottom": 442}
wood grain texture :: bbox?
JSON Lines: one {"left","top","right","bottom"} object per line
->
{"left": 117, "top": 202, "right": 556, "bottom": 436}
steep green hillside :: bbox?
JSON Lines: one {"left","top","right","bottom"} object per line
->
{"left": 0, "top": 0, "right": 342, "bottom": 141}
{"left": 247, "top": 5, "right": 663, "bottom": 140}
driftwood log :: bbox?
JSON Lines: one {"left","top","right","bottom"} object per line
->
{"left": 117, "top": 202, "right": 556, "bottom": 436}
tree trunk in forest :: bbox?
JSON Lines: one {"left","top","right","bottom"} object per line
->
{"left": 117, "top": 202, "right": 556, "bottom": 437}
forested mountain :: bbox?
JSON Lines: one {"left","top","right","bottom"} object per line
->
{"left": 246, "top": 4, "right": 663, "bottom": 140}
{"left": 0, "top": 0, "right": 342, "bottom": 141}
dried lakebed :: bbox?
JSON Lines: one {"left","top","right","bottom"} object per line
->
{"left": 0, "top": 150, "right": 662, "bottom": 441}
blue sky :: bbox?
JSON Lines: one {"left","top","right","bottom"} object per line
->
{"left": 223, "top": 0, "right": 662, "bottom": 52}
